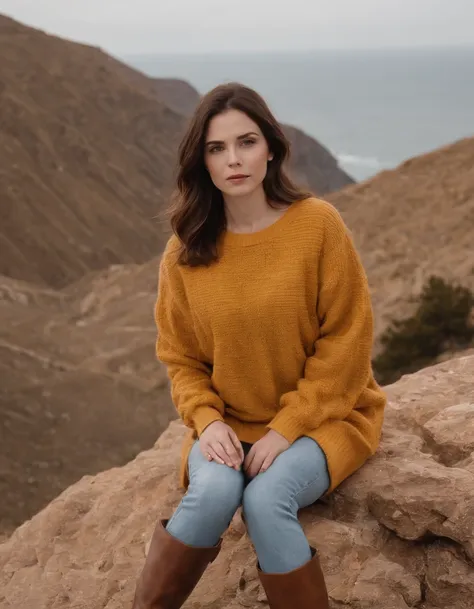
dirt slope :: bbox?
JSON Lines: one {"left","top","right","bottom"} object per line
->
{"left": 0, "top": 263, "right": 175, "bottom": 534}
{"left": 328, "top": 136, "right": 474, "bottom": 341}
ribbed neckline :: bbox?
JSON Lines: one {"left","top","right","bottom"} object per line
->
{"left": 222, "top": 198, "right": 309, "bottom": 247}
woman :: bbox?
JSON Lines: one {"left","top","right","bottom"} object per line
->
{"left": 132, "top": 82, "right": 386, "bottom": 609}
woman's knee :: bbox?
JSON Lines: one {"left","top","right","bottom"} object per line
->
{"left": 242, "top": 438, "right": 330, "bottom": 525}
{"left": 189, "top": 462, "right": 244, "bottom": 517}
{"left": 242, "top": 475, "right": 289, "bottom": 527}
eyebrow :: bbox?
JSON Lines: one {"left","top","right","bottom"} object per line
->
{"left": 205, "top": 132, "right": 259, "bottom": 147}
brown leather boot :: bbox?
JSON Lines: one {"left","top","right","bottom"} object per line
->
{"left": 132, "top": 519, "right": 222, "bottom": 609}
{"left": 257, "top": 548, "right": 329, "bottom": 609}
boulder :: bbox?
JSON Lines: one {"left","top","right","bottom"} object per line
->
{"left": 1, "top": 354, "right": 473, "bottom": 608}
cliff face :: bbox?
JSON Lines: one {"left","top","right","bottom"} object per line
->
{"left": 0, "top": 15, "right": 352, "bottom": 289}
{"left": 0, "top": 355, "right": 473, "bottom": 609}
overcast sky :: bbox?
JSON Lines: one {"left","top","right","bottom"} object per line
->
{"left": 2, "top": 0, "right": 474, "bottom": 54}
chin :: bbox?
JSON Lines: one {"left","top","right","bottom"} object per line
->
{"left": 221, "top": 181, "right": 259, "bottom": 198}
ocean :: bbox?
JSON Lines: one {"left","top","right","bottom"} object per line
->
{"left": 125, "top": 48, "right": 474, "bottom": 181}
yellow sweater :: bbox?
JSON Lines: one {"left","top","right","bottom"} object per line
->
{"left": 155, "top": 197, "right": 386, "bottom": 496}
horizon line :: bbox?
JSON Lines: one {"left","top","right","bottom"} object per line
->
{"left": 121, "top": 44, "right": 474, "bottom": 58}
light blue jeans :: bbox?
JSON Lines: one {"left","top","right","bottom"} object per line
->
{"left": 166, "top": 436, "right": 330, "bottom": 573}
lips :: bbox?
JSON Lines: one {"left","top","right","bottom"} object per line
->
{"left": 227, "top": 174, "right": 249, "bottom": 180}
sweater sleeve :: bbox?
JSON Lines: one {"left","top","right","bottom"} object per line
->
{"left": 154, "top": 249, "right": 225, "bottom": 435}
{"left": 267, "top": 205, "right": 375, "bottom": 444}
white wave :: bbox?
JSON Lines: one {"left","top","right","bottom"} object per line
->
{"left": 337, "top": 153, "right": 388, "bottom": 169}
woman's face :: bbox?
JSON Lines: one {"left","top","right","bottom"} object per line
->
{"left": 204, "top": 109, "right": 273, "bottom": 198}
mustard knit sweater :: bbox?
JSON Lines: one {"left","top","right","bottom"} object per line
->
{"left": 155, "top": 197, "right": 386, "bottom": 495}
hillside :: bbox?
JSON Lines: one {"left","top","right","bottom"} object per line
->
{"left": 328, "top": 136, "right": 474, "bottom": 342}
{"left": 151, "top": 77, "right": 201, "bottom": 117}
{"left": 0, "top": 264, "right": 176, "bottom": 534}
{"left": 0, "top": 15, "right": 185, "bottom": 288}
{"left": 0, "top": 14, "right": 352, "bottom": 289}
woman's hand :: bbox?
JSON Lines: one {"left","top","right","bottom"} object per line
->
{"left": 244, "top": 430, "right": 290, "bottom": 478}
{"left": 199, "top": 421, "right": 244, "bottom": 470}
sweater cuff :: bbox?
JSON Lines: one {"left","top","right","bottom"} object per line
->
{"left": 192, "top": 406, "right": 225, "bottom": 436}
{"left": 266, "top": 408, "right": 307, "bottom": 444}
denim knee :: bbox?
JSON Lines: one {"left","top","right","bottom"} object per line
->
{"left": 243, "top": 477, "right": 286, "bottom": 529}
{"left": 188, "top": 463, "right": 244, "bottom": 520}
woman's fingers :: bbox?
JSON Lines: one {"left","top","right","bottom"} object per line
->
{"left": 216, "top": 441, "right": 239, "bottom": 469}
{"left": 222, "top": 436, "right": 242, "bottom": 469}
{"left": 206, "top": 446, "right": 223, "bottom": 464}
{"left": 258, "top": 452, "right": 275, "bottom": 474}
{"left": 243, "top": 445, "right": 255, "bottom": 472}
{"left": 210, "top": 441, "right": 231, "bottom": 466}
{"left": 200, "top": 441, "right": 214, "bottom": 461}
{"left": 247, "top": 455, "right": 263, "bottom": 478}
{"left": 229, "top": 430, "right": 245, "bottom": 464}
{"left": 245, "top": 447, "right": 267, "bottom": 479}
{"left": 200, "top": 425, "right": 244, "bottom": 470}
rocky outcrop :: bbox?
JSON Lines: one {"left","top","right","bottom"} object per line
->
{"left": 1, "top": 354, "right": 472, "bottom": 609}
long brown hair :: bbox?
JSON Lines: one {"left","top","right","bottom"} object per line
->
{"left": 167, "top": 82, "right": 311, "bottom": 266}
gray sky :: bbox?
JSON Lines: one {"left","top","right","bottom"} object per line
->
{"left": 2, "top": 0, "right": 474, "bottom": 54}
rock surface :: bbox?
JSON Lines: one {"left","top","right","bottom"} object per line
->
{"left": 1, "top": 354, "right": 473, "bottom": 609}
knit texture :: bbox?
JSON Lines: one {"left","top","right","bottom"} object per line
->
{"left": 155, "top": 197, "right": 387, "bottom": 495}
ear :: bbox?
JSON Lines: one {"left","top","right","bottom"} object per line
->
{"left": 268, "top": 153, "right": 274, "bottom": 161}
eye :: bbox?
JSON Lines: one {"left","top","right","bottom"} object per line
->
{"left": 241, "top": 138, "right": 256, "bottom": 146}
{"left": 208, "top": 145, "right": 224, "bottom": 154}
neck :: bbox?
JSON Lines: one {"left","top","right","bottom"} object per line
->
{"left": 224, "top": 188, "right": 283, "bottom": 233}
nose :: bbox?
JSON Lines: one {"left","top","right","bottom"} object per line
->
{"left": 227, "top": 146, "right": 242, "bottom": 167}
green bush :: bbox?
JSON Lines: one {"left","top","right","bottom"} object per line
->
{"left": 372, "top": 275, "right": 474, "bottom": 385}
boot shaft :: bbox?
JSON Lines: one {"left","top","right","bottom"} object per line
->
{"left": 132, "top": 519, "right": 221, "bottom": 609}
